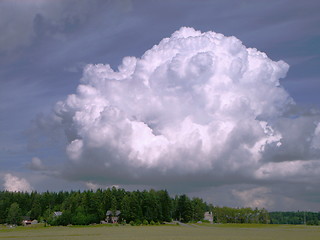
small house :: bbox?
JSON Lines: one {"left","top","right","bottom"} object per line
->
{"left": 106, "top": 210, "right": 121, "bottom": 223}
{"left": 22, "top": 216, "right": 32, "bottom": 226}
{"left": 204, "top": 211, "right": 213, "bottom": 223}
{"left": 31, "top": 220, "right": 38, "bottom": 224}
{"left": 53, "top": 211, "right": 63, "bottom": 217}
{"left": 22, "top": 217, "right": 38, "bottom": 226}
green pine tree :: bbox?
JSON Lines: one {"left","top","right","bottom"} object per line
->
{"left": 6, "top": 202, "right": 22, "bottom": 225}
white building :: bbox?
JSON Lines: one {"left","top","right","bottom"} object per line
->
{"left": 204, "top": 211, "right": 213, "bottom": 223}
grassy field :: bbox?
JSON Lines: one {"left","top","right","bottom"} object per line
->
{"left": 1, "top": 223, "right": 320, "bottom": 240}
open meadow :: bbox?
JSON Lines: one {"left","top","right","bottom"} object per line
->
{"left": 1, "top": 224, "right": 320, "bottom": 240}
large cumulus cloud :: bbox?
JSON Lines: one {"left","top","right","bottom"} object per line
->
{"left": 48, "top": 27, "right": 320, "bottom": 189}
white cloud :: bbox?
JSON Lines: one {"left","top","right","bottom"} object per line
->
{"left": 232, "top": 187, "right": 274, "bottom": 209}
{"left": 39, "top": 27, "right": 320, "bottom": 190}
{"left": 311, "top": 122, "right": 320, "bottom": 149}
{"left": 255, "top": 160, "right": 320, "bottom": 182}
{"left": 3, "top": 173, "right": 33, "bottom": 192}
{"left": 85, "top": 182, "right": 101, "bottom": 191}
{"left": 27, "top": 157, "right": 46, "bottom": 171}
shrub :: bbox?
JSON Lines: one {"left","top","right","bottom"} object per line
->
{"left": 135, "top": 219, "right": 142, "bottom": 226}
{"left": 142, "top": 220, "right": 149, "bottom": 225}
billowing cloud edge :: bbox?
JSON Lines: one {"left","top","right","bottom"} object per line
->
{"left": 32, "top": 27, "right": 320, "bottom": 193}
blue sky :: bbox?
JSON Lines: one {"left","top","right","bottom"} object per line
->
{"left": 1, "top": 0, "right": 320, "bottom": 211}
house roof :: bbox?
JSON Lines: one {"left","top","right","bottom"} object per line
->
{"left": 54, "top": 211, "right": 63, "bottom": 216}
{"left": 106, "top": 210, "right": 112, "bottom": 216}
{"left": 106, "top": 210, "right": 121, "bottom": 216}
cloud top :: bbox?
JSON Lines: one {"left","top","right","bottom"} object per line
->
{"left": 50, "top": 27, "right": 319, "bottom": 188}
{"left": 4, "top": 173, "right": 32, "bottom": 192}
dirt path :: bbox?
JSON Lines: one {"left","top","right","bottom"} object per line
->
{"left": 172, "top": 221, "right": 194, "bottom": 227}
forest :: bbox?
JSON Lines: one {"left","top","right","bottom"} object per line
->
{"left": 0, "top": 188, "right": 318, "bottom": 226}
{"left": 269, "top": 211, "right": 320, "bottom": 225}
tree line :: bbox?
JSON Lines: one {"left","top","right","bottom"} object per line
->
{"left": 0, "top": 188, "right": 298, "bottom": 226}
{"left": 269, "top": 211, "right": 320, "bottom": 225}
{"left": 209, "top": 206, "right": 270, "bottom": 224}
{"left": 1, "top": 188, "right": 206, "bottom": 225}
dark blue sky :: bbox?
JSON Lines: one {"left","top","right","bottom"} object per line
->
{"left": 1, "top": 0, "right": 320, "bottom": 211}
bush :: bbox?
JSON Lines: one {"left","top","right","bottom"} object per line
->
{"left": 135, "top": 219, "right": 142, "bottom": 226}
{"left": 142, "top": 220, "right": 149, "bottom": 225}
{"left": 150, "top": 220, "right": 155, "bottom": 225}
{"left": 129, "top": 221, "right": 135, "bottom": 226}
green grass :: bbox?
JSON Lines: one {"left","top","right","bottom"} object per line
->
{"left": 0, "top": 224, "right": 319, "bottom": 240}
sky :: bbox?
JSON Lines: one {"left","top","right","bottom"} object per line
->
{"left": 1, "top": 0, "right": 320, "bottom": 211}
